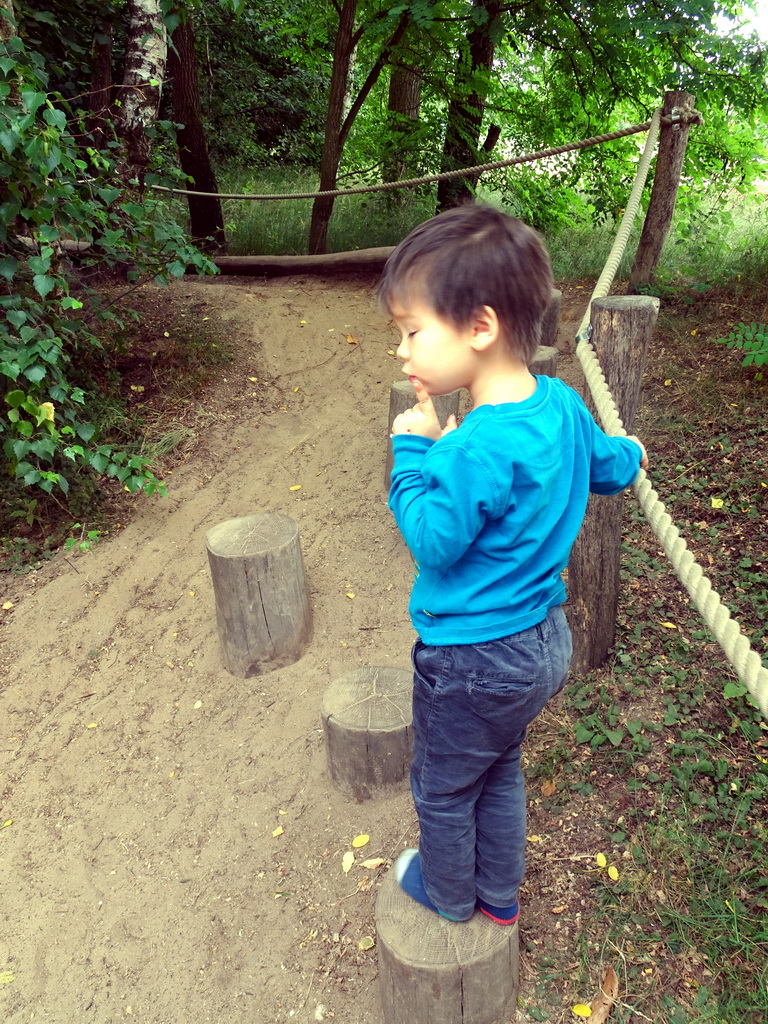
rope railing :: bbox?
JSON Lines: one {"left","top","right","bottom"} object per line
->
{"left": 152, "top": 114, "right": 689, "bottom": 202}
{"left": 571, "top": 109, "right": 768, "bottom": 719}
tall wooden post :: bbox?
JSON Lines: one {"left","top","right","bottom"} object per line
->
{"left": 627, "top": 91, "right": 700, "bottom": 294}
{"left": 568, "top": 296, "right": 659, "bottom": 674}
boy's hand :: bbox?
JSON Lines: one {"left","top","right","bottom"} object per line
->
{"left": 627, "top": 434, "right": 649, "bottom": 471}
{"left": 391, "top": 380, "right": 457, "bottom": 441}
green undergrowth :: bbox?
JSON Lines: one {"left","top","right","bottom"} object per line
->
{"left": 521, "top": 276, "right": 767, "bottom": 1023}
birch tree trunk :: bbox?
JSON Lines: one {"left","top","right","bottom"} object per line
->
{"left": 115, "top": 0, "right": 168, "bottom": 183}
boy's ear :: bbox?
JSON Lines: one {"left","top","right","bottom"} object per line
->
{"left": 469, "top": 305, "right": 500, "bottom": 352}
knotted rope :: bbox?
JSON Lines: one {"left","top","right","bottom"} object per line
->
{"left": 573, "top": 109, "right": 768, "bottom": 718}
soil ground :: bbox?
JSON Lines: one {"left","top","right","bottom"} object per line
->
{"left": 0, "top": 274, "right": 761, "bottom": 1024}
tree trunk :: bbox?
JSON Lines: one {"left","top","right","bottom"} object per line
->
{"left": 383, "top": 62, "right": 422, "bottom": 185}
{"left": 168, "top": 12, "right": 225, "bottom": 251}
{"left": 308, "top": 6, "right": 410, "bottom": 255}
{"left": 115, "top": 0, "right": 168, "bottom": 183}
{"left": 87, "top": 24, "right": 114, "bottom": 149}
{"left": 437, "top": 0, "right": 502, "bottom": 212}
{"left": 627, "top": 91, "right": 697, "bottom": 293}
{"left": 308, "top": 0, "right": 358, "bottom": 256}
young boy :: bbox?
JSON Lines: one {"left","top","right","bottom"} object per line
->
{"left": 381, "top": 204, "right": 648, "bottom": 925}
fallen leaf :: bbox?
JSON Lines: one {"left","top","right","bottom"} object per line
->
{"left": 346, "top": 334, "right": 358, "bottom": 345}
{"left": 346, "top": 592, "right": 355, "bottom": 599}
{"left": 659, "top": 621, "right": 677, "bottom": 629}
{"left": 248, "top": 376, "right": 258, "bottom": 382}
{"left": 527, "top": 835, "right": 542, "bottom": 843}
{"left": 272, "top": 825, "right": 284, "bottom": 838}
{"left": 586, "top": 965, "right": 619, "bottom": 1023}
{"left": 352, "top": 834, "right": 370, "bottom": 848}
{"left": 608, "top": 865, "right": 620, "bottom": 881}
{"left": 711, "top": 497, "right": 724, "bottom": 509}
{"left": 361, "top": 857, "right": 386, "bottom": 869}
{"left": 541, "top": 780, "right": 556, "bottom": 797}
{"left": 358, "top": 936, "right": 375, "bottom": 951}
{"left": 342, "top": 851, "right": 355, "bottom": 874}
{"left": 0, "top": 971, "right": 15, "bottom": 984}
{"left": 290, "top": 485, "right": 302, "bottom": 491}
{"left": 572, "top": 1005, "right": 592, "bottom": 1018}
{"left": 1, "top": 819, "right": 12, "bottom": 829}
{"left": 2, "top": 601, "right": 13, "bottom": 610}
{"left": 551, "top": 905, "right": 568, "bottom": 914}
{"left": 86, "top": 722, "right": 98, "bottom": 729}
{"left": 193, "top": 700, "right": 202, "bottom": 709}
{"left": 595, "top": 853, "right": 607, "bottom": 868}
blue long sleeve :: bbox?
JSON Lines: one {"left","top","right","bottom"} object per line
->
{"left": 388, "top": 375, "right": 641, "bottom": 645}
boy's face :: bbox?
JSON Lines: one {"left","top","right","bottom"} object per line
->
{"left": 390, "top": 298, "right": 477, "bottom": 397}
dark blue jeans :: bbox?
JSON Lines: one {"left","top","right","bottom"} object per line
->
{"left": 410, "top": 604, "right": 573, "bottom": 920}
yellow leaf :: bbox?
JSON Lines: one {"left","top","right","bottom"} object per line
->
{"left": 0, "top": 971, "right": 15, "bottom": 984}
{"left": 358, "top": 936, "right": 375, "bottom": 951}
{"left": 86, "top": 722, "right": 98, "bottom": 729}
{"left": 272, "top": 825, "right": 284, "bottom": 838}
{"left": 248, "top": 376, "right": 258, "bottom": 382}
{"left": 278, "top": 809, "right": 288, "bottom": 815}
{"left": 346, "top": 592, "right": 355, "bottom": 599}
{"left": 664, "top": 379, "right": 672, "bottom": 386}
{"left": 346, "top": 334, "right": 358, "bottom": 345}
{"left": 290, "top": 485, "right": 302, "bottom": 491}
{"left": 342, "top": 851, "right": 355, "bottom": 873}
{"left": 352, "top": 834, "right": 370, "bottom": 848}
{"left": 299, "top": 320, "right": 307, "bottom": 325}
{"left": 711, "top": 498, "right": 724, "bottom": 509}
{"left": 293, "top": 387, "right": 300, "bottom": 392}
{"left": 608, "top": 865, "right": 620, "bottom": 881}
{"left": 1, "top": 819, "right": 12, "bottom": 829}
{"left": 361, "top": 857, "right": 386, "bottom": 869}
{"left": 2, "top": 601, "right": 13, "bottom": 610}
{"left": 596, "top": 853, "right": 607, "bottom": 868}
{"left": 527, "top": 835, "right": 542, "bottom": 843}
{"left": 659, "top": 621, "right": 677, "bottom": 629}
{"left": 387, "top": 349, "right": 395, "bottom": 355}
{"left": 572, "top": 1005, "right": 592, "bottom": 1018}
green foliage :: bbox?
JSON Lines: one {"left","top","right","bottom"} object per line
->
{"left": 0, "top": 31, "right": 216, "bottom": 507}
{"left": 717, "top": 321, "right": 768, "bottom": 368}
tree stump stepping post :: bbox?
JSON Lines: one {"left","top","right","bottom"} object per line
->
{"left": 321, "top": 666, "right": 413, "bottom": 802}
{"left": 385, "top": 382, "right": 461, "bottom": 488}
{"left": 205, "top": 513, "right": 311, "bottom": 678}
{"left": 376, "top": 867, "right": 519, "bottom": 1024}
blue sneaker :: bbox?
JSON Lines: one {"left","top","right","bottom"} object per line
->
{"left": 394, "top": 849, "right": 463, "bottom": 921}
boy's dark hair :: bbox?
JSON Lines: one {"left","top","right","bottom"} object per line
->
{"left": 379, "top": 204, "right": 553, "bottom": 365}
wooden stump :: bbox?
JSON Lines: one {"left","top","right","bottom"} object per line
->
{"left": 321, "top": 666, "right": 412, "bottom": 802}
{"left": 541, "top": 287, "right": 562, "bottom": 348}
{"left": 376, "top": 868, "right": 519, "bottom": 1024}
{"left": 385, "top": 382, "right": 461, "bottom": 487}
{"left": 530, "top": 344, "right": 558, "bottom": 379}
{"left": 205, "top": 513, "right": 311, "bottom": 677}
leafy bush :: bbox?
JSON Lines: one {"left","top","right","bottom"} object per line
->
{"left": 717, "top": 322, "right": 768, "bottom": 368}
{"left": 0, "top": 33, "right": 215, "bottom": 506}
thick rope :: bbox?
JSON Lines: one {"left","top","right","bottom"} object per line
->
{"left": 573, "top": 110, "right": 768, "bottom": 719}
{"left": 152, "top": 116, "right": 690, "bottom": 202}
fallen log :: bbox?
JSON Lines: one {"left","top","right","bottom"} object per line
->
{"left": 212, "top": 246, "right": 394, "bottom": 277}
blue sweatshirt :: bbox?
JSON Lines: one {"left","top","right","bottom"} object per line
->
{"left": 388, "top": 375, "right": 642, "bottom": 645}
